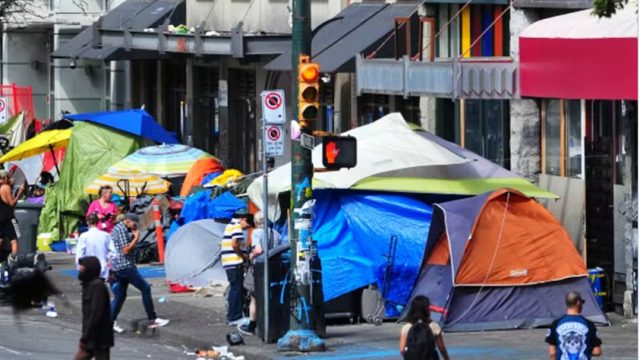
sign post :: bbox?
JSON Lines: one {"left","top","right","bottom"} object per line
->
{"left": 260, "top": 90, "right": 286, "bottom": 343}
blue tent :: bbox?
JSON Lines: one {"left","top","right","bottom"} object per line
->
{"left": 66, "top": 109, "right": 178, "bottom": 144}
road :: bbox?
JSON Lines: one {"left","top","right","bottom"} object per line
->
{"left": 0, "top": 308, "right": 190, "bottom": 360}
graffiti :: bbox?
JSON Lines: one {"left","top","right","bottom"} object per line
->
{"left": 295, "top": 177, "right": 311, "bottom": 202}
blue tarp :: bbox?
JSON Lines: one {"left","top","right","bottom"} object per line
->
{"left": 168, "top": 190, "right": 245, "bottom": 240}
{"left": 312, "top": 190, "right": 432, "bottom": 311}
{"left": 66, "top": 109, "right": 179, "bottom": 144}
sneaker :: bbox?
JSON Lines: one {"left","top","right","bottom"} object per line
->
{"left": 237, "top": 322, "right": 255, "bottom": 336}
{"left": 113, "top": 322, "right": 125, "bottom": 334}
{"left": 148, "top": 317, "right": 170, "bottom": 328}
{"left": 227, "top": 317, "right": 249, "bottom": 327}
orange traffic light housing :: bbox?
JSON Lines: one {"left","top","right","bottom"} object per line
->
{"left": 322, "top": 136, "right": 357, "bottom": 170}
{"left": 298, "top": 55, "right": 320, "bottom": 122}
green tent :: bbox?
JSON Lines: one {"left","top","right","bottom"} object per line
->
{"left": 38, "top": 122, "right": 142, "bottom": 243}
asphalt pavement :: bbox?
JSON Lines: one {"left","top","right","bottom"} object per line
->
{"left": 0, "top": 252, "right": 636, "bottom": 360}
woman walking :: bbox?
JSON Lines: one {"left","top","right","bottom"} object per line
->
{"left": 399, "top": 296, "right": 450, "bottom": 360}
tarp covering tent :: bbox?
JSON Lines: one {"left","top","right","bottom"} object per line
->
{"left": 248, "top": 113, "right": 556, "bottom": 219}
{"left": 312, "top": 190, "right": 432, "bottom": 310}
{"left": 407, "top": 189, "right": 608, "bottom": 331}
{"left": 165, "top": 220, "right": 229, "bottom": 287}
{"left": 38, "top": 122, "right": 142, "bottom": 242}
{"left": 65, "top": 109, "right": 179, "bottom": 144}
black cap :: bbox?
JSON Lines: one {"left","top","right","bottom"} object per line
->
{"left": 124, "top": 213, "right": 140, "bottom": 224}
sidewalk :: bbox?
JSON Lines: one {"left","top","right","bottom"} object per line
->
{"left": 46, "top": 252, "right": 638, "bottom": 360}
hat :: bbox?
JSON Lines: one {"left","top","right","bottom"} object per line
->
{"left": 124, "top": 213, "right": 140, "bottom": 224}
{"left": 565, "top": 291, "right": 585, "bottom": 307}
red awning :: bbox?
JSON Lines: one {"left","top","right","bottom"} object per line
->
{"left": 519, "top": 7, "right": 637, "bottom": 100}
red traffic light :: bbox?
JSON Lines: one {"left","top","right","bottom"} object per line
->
{"left": 322, "top": 136, "right": 357, "bottom": 170}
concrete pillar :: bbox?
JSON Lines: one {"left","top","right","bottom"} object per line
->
{"left": 419, "top": 97, "right": 436, "bottom": 132}
{"left": 185, "top": 57, "right": 195, "bottom": 146}
{"left": 109, "top": 61, "right": 127, "bottom": 110}
{"left": 155, "top": 60, "right": 164, "bottom": 125}
{"left": 509, "top": 8, "right": 540, "bottom": 181}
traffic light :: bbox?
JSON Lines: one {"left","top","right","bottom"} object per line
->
{"left": 298, "top": 55, "right": 320, "bottom": 123}
{"left": 322, "top": 136, "right": 357, "bottom": 170}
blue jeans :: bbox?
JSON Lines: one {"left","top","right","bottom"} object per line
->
{"left": 225, "top": 266, "right": 244, "bottom": 322}
{"left": 110, "top": 267, "right": 157, "bottom": 321}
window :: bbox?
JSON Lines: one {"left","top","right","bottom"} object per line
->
{"left": 462, "top": 99, "right": 510, "bottom": 168}
{"left": 541, "top": 99, "right": 583, "bottom": 178}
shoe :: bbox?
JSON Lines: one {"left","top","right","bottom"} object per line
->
{"left": 148, "top": 317, "right": 170, "bottom": 328}
{"left": 227, "top": 317, "right": 249, "bottom": 326}
{"left": 237, "top": 322, "right": 255, "bottom": 336}
{"left": 113, "top": 322, "right": 125, "bottom": 334}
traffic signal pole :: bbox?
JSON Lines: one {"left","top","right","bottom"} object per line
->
{"left": 276, "top": 0, "right": 326, "bottom": 351}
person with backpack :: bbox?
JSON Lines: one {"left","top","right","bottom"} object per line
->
{"left": 399, "top": 296, "right": 450, "bottom": 360}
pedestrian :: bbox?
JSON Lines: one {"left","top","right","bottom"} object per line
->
{"left": 222, "top": 209, "right": 252, "bottom": 326}
{"left": 86, "top": 186, "right": 118, "bottom": 233}
{"left": 0, "top": 170, "right": 25, "bottom": 265}
{"left": 74, "top": 256, "right": 113, "bottom": 360}
{"left": 109, "top": 213, "right": 169, "bottom": 333}
{"left": 238, "top": 211, "right": 281, "bottom": 335}
{"left": 399, "top": 296, "right": 450, "bottom": 360}
{"left": 76, "top": 214, "right": 115, "bottom": 280}
{"left": 546, "top": 291, "right": 602, "bottom": 360}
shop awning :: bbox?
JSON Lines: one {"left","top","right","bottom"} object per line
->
{"left": 519, "top": 7, "right": 637, "bottom": 100}
{"left": 52, "top": 0, "right": 184, "bottom": 60}
{"left": 265, "top": 3, "right": 417, "bottom": 73}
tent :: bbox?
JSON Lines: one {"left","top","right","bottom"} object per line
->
{"left": 180, "top": 158, "right": 224, "bottom": 197}
{"left": 407, "top": 189, "right": 608, "bottom": 331}
{"left": 65, "top": 109, "right": 178, "bottom": 144}
{"left": 38, "top": 122, "right": 142, "bottom": 242}
{"left": 313, "top": 190, "right": 433, "bottom": 308}
{"left": 165, "top": 220, "right": 229, "bottom": 287}
{"left": 248, "top": 113, "right": 556, "bottom": 219}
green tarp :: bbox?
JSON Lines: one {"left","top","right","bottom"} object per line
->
{"left": 38, "top": 122, "right": 142, "bottom": 242}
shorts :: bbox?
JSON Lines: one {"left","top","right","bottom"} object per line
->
{"left": 243, "top": 267, "right": 255, "bottom": 293}
{"left": 0, "top": 219, "right": 20, "bottom": 242}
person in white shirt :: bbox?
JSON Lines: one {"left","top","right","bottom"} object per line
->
{"left": 76, "top": 214, "right": 115, "bottom": 280}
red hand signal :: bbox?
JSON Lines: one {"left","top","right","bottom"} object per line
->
{"left": 325, "top": 141, "right": 340, "bottom": 164}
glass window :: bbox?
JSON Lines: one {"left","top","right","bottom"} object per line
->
{"left": 463, "top": 99, "right": 509, "bottom": 168}
{"left": 566, "top": 100, "right": 582, "bottom": 178}
{"left": 544, "top": 100, "right": 562, "bottom": 176}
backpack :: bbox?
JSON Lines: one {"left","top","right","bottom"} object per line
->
{"left": 404, "top": 321, "right": 436, "bottom": 360}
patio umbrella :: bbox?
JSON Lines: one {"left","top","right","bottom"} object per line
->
{"left": 85, "top": 169, "right": 170, "bottom": 197}
{"left": 109, "top": 144, "right": 217, "bottom": 177}
{"left": 65, "top": 109, "right": 178, "bottom": 144}
{"left": 0, "top": 129, "right": 72, "bottom": 174}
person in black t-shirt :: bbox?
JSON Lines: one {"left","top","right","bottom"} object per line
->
{"left": 545, "top": 291, "right": 602, "bottom": 360}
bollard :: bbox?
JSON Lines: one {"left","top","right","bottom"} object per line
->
{"left": 153, "top": 197, "right": 165, "bottom": 263}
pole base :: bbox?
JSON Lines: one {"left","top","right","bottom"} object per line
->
{"left": 277, "top": 329, "right": 326, "bottom": 352}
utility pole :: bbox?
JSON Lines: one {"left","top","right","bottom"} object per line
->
{"left": 276, "top": 0, "right": 326, "bottom": 351}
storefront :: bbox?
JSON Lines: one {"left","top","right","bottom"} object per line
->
{"left": 520, "top": 7, "right": 638, "bottom": 313}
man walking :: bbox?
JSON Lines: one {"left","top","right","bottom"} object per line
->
{"left": 110, "top": 214, "right": 169, "bottom": 333}
{"left": 222, "top": 209, "right": 252, "bottom": 326}
{"left": 546, "top": 291, "right": 602, "bottom": 360}
{"left": 75, "top": 256, "right": 113, "bottom": 360}
{"left": 76, "top": 214, "right": 115, "bottom": 280}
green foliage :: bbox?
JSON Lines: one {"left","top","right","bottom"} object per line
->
{"left": 592, "top": 0, "right": 627, "bottom": 18}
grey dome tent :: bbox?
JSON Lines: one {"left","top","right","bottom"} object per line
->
{"left": 165, "top": 220, "right": 229, "bottom": 287}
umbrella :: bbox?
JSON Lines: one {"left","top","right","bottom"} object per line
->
{"left": 0, "top": 129, "right": 72, "bottom": 174}
{"left": 85, "top": 169, "right": 171, "bottom": 197}
{"left": 109, "top": 144, "right": 217, "bottom": 177}
{"left": 65, "top": 109, "right": 178, "bottom": 144}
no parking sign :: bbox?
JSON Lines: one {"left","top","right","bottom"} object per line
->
{"left": 0, "top": 97, "right": 8, "bottom": 125}
{"left": 265, "top": 124, "right": 284, "bottom": 156}
{"left": 261, "top": 90, "right": 286, "bottom": 124}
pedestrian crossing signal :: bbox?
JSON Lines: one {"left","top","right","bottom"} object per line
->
{"left": 298, "top": 55, "right": 320, "bottom": 123}
{"left": 322, "top": 136, "right": 357, "bottom": 170}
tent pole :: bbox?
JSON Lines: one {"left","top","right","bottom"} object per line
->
{"left": 49, "top": 145, "right": 60, "bottom": 175}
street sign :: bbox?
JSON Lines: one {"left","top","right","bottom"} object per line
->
{"left": 261, "top": 90, "right": 286, "bottom": 124}
{"left": 0, "top": 97, "right": 8, "bottom": 125}
{"left": 300, "top": 133, "right": 315, "bottom": 150}
{"left": 265, "top": 124, "right": 284, "bottom": 156}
